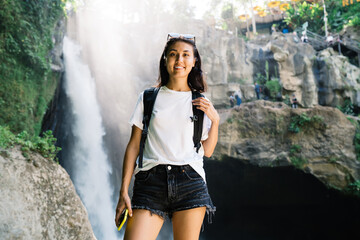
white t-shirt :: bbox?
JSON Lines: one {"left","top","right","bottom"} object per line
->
{"left": 129, "top": 86, "right": 212, "bottom": 181}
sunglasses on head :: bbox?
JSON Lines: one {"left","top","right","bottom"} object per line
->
{"left": 167, "top": 33, "right": 196, "bottom": 44}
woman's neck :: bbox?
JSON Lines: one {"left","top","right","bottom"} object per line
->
{"left": 166, "top": 78, "right": 191, "bottom": 92}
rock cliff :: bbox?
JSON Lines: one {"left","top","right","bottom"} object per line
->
{"left": 214, "top": 100, "right": 360, "bottom": 190}
{"left": 0, "top": 147, "right": 96, "bottom": 240}
{"left": 196, "top": 25, "right": 360, "bottom": 109}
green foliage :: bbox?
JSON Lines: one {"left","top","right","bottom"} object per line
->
{"left": 221, "top": 2, "right": 234, "bottom": 20}
{"left": 337, "top": 99, "right": 355, "bottom": 116}
{"left": 284, "top": 95, "right": 291, "bottom": 106}
{"left": 354, "top": 122, "right": 360, "bottom": 162}
{"left": 284, "top": 1, "right": 325, "bottom": 35}
{"left": 0, "top": 125, "right": 61, "bottom": 161}
{"left": 288, "top": 113, "right": 325, "bottom": 133}
{"left": 255, "top": 73, "right": 267, "bottom": 85}
{"left": 290, "top": 144, "right": 302, "bottom": 155}
{"left": 227, "top": 118, "right": 233, "bottom": 124}
{"left": 0, "top": 0, "right": 66, "bottom": 135}
{"left": 265, "top": 79, "right": 281, "bottom": 100}
{"left": 327, "top": 0, "right": 360, "bottom": 32}
{"left": 285, "top": 0, "right": 360, "bottom": 34}
{"left": 290, "top": 156, "right": 308, "bottom": 169}
{"left": 346, "top": 180, "right": 360, "bottom": 198}
{"left": 289, "top": 144, "right": 307, "bottom": 169}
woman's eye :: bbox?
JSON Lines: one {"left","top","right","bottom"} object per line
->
{"left": 169, "top": 52, "right": 176, "bottom": 57}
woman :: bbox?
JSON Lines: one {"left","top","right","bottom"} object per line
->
{"left": 115, "top": 33, "right": 219, "bottom": 240}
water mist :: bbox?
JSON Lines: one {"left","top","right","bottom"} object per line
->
{"left": 63, "top": 37, "right": 118, "bottom": 239}
{"left": 62, "top": 0, "right": 213, "bottom": 239}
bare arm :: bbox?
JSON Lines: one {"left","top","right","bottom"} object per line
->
{"left": 115, "top": 125, "right": 142, "bottom": 226}
{"left": 192, "top": 97, "right": 220, "bottom": 157}
{"left": 202, "top": 120, "right": 219, "bottom": 157}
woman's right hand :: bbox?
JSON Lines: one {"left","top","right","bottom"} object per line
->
{"left": 115, "top": 190, "right": 133, "bottom": 227}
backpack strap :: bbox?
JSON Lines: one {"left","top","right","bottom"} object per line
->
{"left": 138, "top": 87, "right": 160, "bottom": 168}
{"left": 138, "top": 88, "right": 204, "bottom": 168}
{"left": 192, "top": 91, "right": 204, "bottom": 153}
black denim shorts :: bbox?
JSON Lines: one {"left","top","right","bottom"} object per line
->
{"left": 132, "top": 164, "right": 216, "bottom": 222}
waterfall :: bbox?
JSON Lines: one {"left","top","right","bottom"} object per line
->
{"left": 63, "top": 36, "right": 119, "bottom": 240}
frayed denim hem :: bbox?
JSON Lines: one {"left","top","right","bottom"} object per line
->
{"left": 132, "top": 205, "right": 167, "bottom": 219}
{"left": 170, "top": 204, "right": 216, "bottom": 224}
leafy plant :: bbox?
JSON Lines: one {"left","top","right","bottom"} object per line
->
{"left": 265, "top": 79, "right": 281, "bottom": 100}
{"left": 290, "top": 144, "right": 302, "bottom": 155}
{"left": 355, "top": 123, "right": 360, "bottom": 162}
{"left": 288, "top": 113, "right": 325, "bottom": 133}
{"left": 289, "top": 144, "right": 307, "bottom": 169}
{"left": 0, "top": 0, "right": 67, "bottom": 136}
{"left": 284, "top": 0, "right": 360, "bottom": 34}
{"left": 221, "top": 2, "right": 234, "bottom": 20}
{"left": 255, "top": 73, "right": 267, "bottom": 85}
{"left": 284, "top": 95, "right": 291, "bottom": 106}
{"left": 290, "top": 156, "right": 308, "bottom": 169}
{"left": 0, "top": 125, "right": 61, "bottom": 161}
{"left": 337, "top": 99, "right": 355, "bottom": 116}
{"left": 284, "top": 1, "right": 325, "bottom": 35}
{"left": 327, "top": 0, "right": 360, "bottom": 31}
{"left": 346, "top": 180, "right": 360, "bottom": 198}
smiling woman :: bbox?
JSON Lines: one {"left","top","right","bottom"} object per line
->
{"left": 115, "top": 33, "right": 219, "bottom": 240}
{"left": 165, "top": 41, "right": 196, "bottom": 90}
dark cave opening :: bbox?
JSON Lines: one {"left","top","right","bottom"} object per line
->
{"left": 201, "top": 157, "right": 360, "bottom": 240}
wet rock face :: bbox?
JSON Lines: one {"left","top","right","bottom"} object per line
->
{"left": 214, "top": 101, "right": 360, "bottom": 190}
{"left": 314, "top": 48, "right": 360, "bottom": 107}
{"left": 0, "top": 147, "right": 96, "bottom": 240}
{"left": 50, "top": 18, "right": 66, "bottom": 73}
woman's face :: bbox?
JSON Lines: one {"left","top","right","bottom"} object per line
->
{"left": 165, "top": 41, "right": 196, "bottom": 81}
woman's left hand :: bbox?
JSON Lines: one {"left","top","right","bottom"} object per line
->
{"left": 192, "top": 97, "right": 220, "bottom": 124}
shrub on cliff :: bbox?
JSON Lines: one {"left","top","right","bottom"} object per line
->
{"left": 285, "top": 0, "right": 360, "bottom": 35}
{"left": 0, "top": 125, "right": 61, "bottom": 161}
{"left": 288, "top": 113, "right": 326, "bottom": 133}
{"left": 0, "top": 0, "right": 67, "bottom": 135}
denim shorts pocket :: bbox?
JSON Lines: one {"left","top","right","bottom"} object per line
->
{"left": 183, "top": 166, "right": 202, "bottom": 181}
{"left": 135, "top": 169, "right": 152, "bottom": 182}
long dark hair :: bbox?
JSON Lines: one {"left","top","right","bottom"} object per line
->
{"left": 157, "top": 38, "right": 207, "bottom": 93}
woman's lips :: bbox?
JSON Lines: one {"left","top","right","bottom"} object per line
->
{"left": 174, "top": 66, "right": 184, "bottom": 70}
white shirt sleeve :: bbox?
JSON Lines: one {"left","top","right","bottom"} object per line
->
{"left": 129, "top": 91, "right": 144, "bottom": 130}
{"left": 201, "top": 113, "right": 212, "bottom": 141}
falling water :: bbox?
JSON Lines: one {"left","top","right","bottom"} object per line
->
{"left": 62, "top": 1, "right": 216, "bottom": 239}
{"left": 63, "top": 36, "right": 119, "bottom": 240}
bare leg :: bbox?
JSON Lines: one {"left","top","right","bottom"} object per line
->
{"left": 172, "top": 207, "right": 206, "bottom": 240}
{"left": 124, "top": 209, "right": 164, "bottom": 240}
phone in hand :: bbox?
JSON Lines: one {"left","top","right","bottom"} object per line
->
{"left": 117, "top": 209, "right": 129, "bottom": 231}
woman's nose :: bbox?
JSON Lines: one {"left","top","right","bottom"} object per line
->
{"left": 176, "top": 55, "right": 183, "bottom": 62}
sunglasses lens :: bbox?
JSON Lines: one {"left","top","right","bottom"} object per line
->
{"left": 167, "top": 33, "right": 195, "bottom": 44}
{"left": 168, "top": 33, "right": 180, "bottom": 39}
{"left": 182, "top": 34, "right": 195, "bottom": 40}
